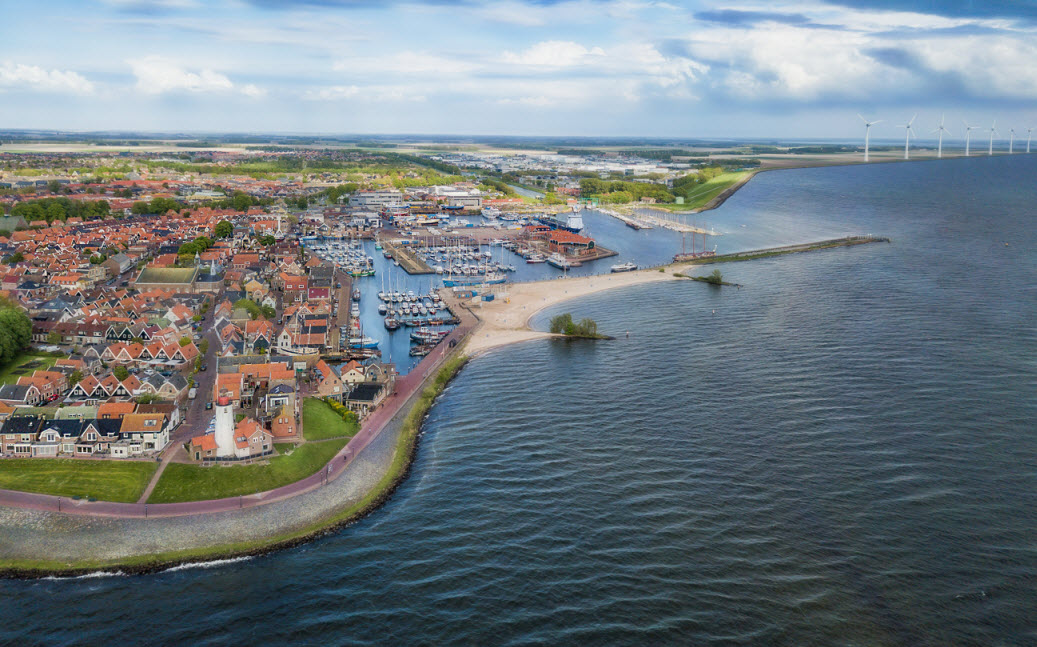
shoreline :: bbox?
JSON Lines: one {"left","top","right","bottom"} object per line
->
{"left": 0, "top": 355, "right": 469, "bottom": 579}
{"left": 0, "top": 234, "right": 887, "bottom": 577}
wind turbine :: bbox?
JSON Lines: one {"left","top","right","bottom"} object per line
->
{"left": 858, "top": 114, "right": 882, "bottom": 162}
{"left": 963, "top": 120, "right": 980, "bottom": 156}
{"left": 933, "top": 114, "right": 951, "bottom": 158}
{"left": 987, "top": 121, "right": 998, "bottom": 156}
{"left": 1008, "top": 128, "right": 1015, "bottom": 154}
{"left": 899, "top": 114, "right": 917, "bottom": 160}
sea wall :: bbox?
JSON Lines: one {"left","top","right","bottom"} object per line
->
{"left": 0, "top": 356, "right": 468, "bottom": 577}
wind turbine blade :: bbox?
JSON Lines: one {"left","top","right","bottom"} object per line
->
{"left": 858, "top": 113, "right": 867, "bottom": 124}
{"left": 909, "top": 113, "right": 917, "bottom": 126}
{"left": 872, "top": 120, "right": 883, "bottom": 126}
{"left": 940, "top": 113, "right": 946, "bottom": 127}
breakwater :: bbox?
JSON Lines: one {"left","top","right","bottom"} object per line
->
{"left": 679, "top": 235, "right": 889, "bottom": 264}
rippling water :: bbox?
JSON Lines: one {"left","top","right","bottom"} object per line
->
{"left": 3, "top": 156, "right": 1036, "bottom": 645}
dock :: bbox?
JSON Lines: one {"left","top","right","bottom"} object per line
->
{"left": 381, "top": 240, "right": 434, "bottom": 275}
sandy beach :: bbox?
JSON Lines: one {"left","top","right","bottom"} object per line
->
{"left": 463, "top": 265, "right": 694, "bottom": 356}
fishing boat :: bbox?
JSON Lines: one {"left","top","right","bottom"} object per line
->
{"left": 348, "top": 336, "right": 379, "bottom": 349}
{"left": 610, "top": 262, "right": 638, "bottom": 273}
{"left": 409, "top": 344, "right": 435, "bottom": 357}
{"left": 383, "top": 316, "right": 400, "bottom": 331}
{"left": 352, "top": 288, "right": 361, "bottom": 301}
{"left": 410, "top": 327, "right": 448, "bottom": 344}
{"left": 377, "top": 303, "right": 388, "bottom": 315}
{"left": 526, "top": 253, "right": 546, "bottom": 264}
{"left": 536, "top": 210, "right": 584, "bottom": 233}
{"left": 546, "top": 253, "right": 574, "bottom": 270}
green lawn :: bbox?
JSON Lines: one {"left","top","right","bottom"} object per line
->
{"left": 0, "top": 353, "right": 58, "bottom": 385}
{"left": 302, "top": 398, "right": 359, "bottom": 441}
{"left": 0, "top": 459, "right": 158, "bottom": 503}
{"left": 146, "top": 438, "right": 348, "bottom": 503}
{"left": 656, "top": 171, "right": 752, "bottom": 211}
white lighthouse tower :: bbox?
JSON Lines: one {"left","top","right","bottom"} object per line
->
{"left": 214, "top": 396, "right": 235, "bottom": 458}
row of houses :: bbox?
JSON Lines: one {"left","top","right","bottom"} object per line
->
{"left": 0, "top": 408, "right": 174, "bottom": 458}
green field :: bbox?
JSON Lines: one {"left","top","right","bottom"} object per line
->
{"left": 657, "top": 171, "right": 752, "bottom": 211}
{"left": 0, "top": 459, "right": 158, "bottom": 503}
{"left": 0, "top": 353, "right": 58, "bottom": 385}
{"left": 146, "top": 438, "right": 348, "bottom": 503}
{"left": 302, "top": 398, "right": 359, "bottom": 441}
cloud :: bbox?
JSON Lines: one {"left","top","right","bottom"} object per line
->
{"left": 0, "top": 62, "right": 94, "bottom": 94}
{"left": 694, "top": 9, "right": 812, "bottom": 26}
{"left": 304, "top": 84, "right": 426, "bottom": 102}
{"left": 819, "top": 0, "right": 1037, "bottom": 23}
{"left": 127, "top": 56, "right": 262, "bottom": 97}
{"left": 101, "top": 0, "right": 200, "bottom": 13}
{"left": 502, "top": 41, "right": 606, "bottom": 67}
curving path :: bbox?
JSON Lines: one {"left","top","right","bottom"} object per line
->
{"left": 0, "top": 297, "right": 475, "bottom": 521}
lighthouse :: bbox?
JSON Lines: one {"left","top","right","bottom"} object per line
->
{"left": 214, "top": 396, "right": 235, "bottom": 458}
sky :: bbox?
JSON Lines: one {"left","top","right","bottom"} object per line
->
{"left": 1, "top": 0, "right": 1035, "bottom": 138}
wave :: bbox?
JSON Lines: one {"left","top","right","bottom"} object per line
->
{"left": 161, "top": 556, "right": 254, "bottom": 573}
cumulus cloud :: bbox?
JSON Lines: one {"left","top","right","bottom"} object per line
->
{"left": 0, "top": 62, "right": 94, "bottom": 94}
{"left": 127, "top": 55, "right": 262, "bottom": 97}
{"left": 502, "top": 41, "right": 606, "bottom": 67}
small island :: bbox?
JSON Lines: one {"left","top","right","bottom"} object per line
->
{"left": 548, "top": 313, "right": 610, "bottom": 340}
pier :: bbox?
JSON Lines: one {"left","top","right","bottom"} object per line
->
{"left": 381, "top": 240, "right": 434, "bottom": 275}
{"left": 679, "top": 235, "right": 891, "bottom": 264}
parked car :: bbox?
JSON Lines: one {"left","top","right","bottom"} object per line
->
{"left": 199, "top": 364, "right": 207, "bottom": 372}
{"left": 205, "top": 401, "right": 213, "bottom": 410}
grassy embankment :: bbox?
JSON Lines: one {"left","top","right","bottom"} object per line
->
{"left": 147, "top": 398, "right": 356, "bottom": 503}
{"left": 302, "top": 398, "right": 359, "bottom": 441}
{"left": 0, "top": 460, "right": 157, "bottom": 503}
{"left": 0, "top": 353, "right": 58, "bottom": 385}
{"left": 0, "top": 355, "right": 470, "bottom": 576}
{"left": 650, "top": 171, "right": 752, "bottom": 211}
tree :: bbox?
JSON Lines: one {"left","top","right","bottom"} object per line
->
{"left": 6, "top": 251, "right": 24, "bottom": 265}
{"left": 214, "top": 220, "right": 233, "bottom": 238}
{"left": 232, "top": 191, "right": 254, "bottom": 212}
{"left": 179, "top": 336, "right": 192, "bottom": 347}
{"left": 575, "top": 318, "right": 598, "bottom": 337}
{"left": 113, "top": 365, "right": 129, "bottom": 381}
{"left": 699, "top": 269, "right": 724, "bottom": 285}
{"left": 0, "top": 302, "right": 32, "bottom": 368}
{"left": 549, "top": 313, "right": 574, "bottom": 335}
{"left": 47, "top": 331, "right": 62, "bottom": 344}
{"left": 68, "top": 370, "right": 83, "bottom": 388}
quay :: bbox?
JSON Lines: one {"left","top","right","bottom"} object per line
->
{"left": 381, "top": 240, "right": 434, "bottom": 274}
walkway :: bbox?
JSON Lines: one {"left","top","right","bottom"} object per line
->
{"left": 0, "top": 300, "right": 477, "bottom": 519}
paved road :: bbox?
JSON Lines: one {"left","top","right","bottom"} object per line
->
{"left": 136, "top": 297, "right": 223, "bottom": 503}
{"left": 0, "top": 291, "right": 477, "bottom": 518}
